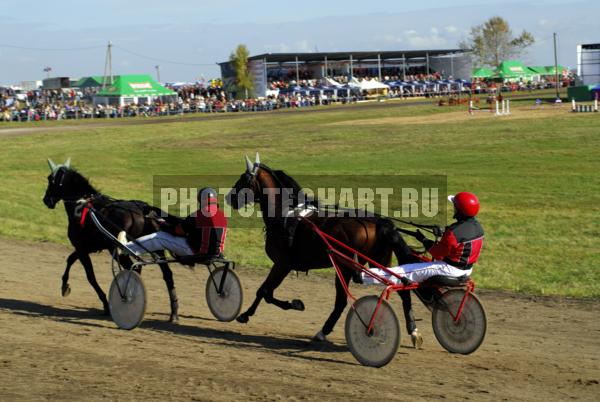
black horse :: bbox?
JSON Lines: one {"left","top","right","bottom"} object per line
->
{"left": 42, "top": 159, "right": 180, "bottom": 321}
{"left": 226, "top": 154, "right": 421, "bottom": 342}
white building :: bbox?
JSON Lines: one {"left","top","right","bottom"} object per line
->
{"left": 577, "top": 43, "right": 600, "bottom": 85}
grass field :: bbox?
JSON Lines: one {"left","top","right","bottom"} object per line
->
{"left": 1, "top": 97, "right": 598, "bottom": 297}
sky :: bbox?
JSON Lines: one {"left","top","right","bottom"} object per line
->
{"left": 0, "top": 0, "right": 598, "bottom": 84}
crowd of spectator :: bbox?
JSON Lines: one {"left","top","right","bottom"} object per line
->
{"left": 0, "top": 85, "right": 359, "bottom": 123}
{"left": 470, "top": 77, "right": 574, "bottom": 94}
{"left": 0, "top": 70, "right": 576, "bottom": 123}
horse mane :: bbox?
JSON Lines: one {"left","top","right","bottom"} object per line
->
{"left": 65, "top": 168, "right": 100, "bottom": 195}
{"left": 260, "top": 164, "right": 308, "bottom": 206}
{"left": 273, "top": 170, "right": 302, "bottom": 194}
{"left": 259, "top": 163, "right": 385, "bottom": 220}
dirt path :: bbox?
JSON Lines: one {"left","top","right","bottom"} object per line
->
{"left": 0, "top": 238, "right": 598, "bottom": 401}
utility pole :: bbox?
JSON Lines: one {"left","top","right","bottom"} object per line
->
{"left": 155, "top": 65, "right": 161, "bottom": 83}
{"left": 553, "top": 33, "right": 560, "bottom": 99}
{"left": 102, "top": 40, "right": 113, "bottom": 90}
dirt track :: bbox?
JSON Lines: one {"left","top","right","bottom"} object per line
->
{"left": 1, "top": 238, "right": 598, "bottom": 401}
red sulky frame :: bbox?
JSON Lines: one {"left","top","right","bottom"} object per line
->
{"left": 300, "top": 217, "right": 476, "bottom": 334}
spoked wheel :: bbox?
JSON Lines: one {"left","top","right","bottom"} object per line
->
{"left": 109, "top": 270, "right": 147, "bottom": 330}
{"left": 432, "top": 289, "right": 486, "bottom": 354}
{"left": 345, "top": 295, "right": 400, "bottom": 367}
{"left": 205, "top": 266, "right": 243, "bottom": 322}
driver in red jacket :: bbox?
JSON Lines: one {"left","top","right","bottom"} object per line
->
{"left": 401, "top": 191, "right": 484, "bottom": 283}
{"left": 119, "top": 187, "right": 227, "bottom": 258}
{"left": 362, "top": 192, "right": 484, "bottom": 349}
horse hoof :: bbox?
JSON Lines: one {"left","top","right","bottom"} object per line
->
{"left": 236, "top": 314, "right": 249, "bottom": 324}
{"left": 103, "top": 307, "right": 111, "bottom": 316}
{"left": 351, "top": 272, "right": 364, "bottom": 284}
{"left": 61, "top": 284, "right": 71, "bottom": 297}
{"left": 411, "top": 330, "right": 423, "bottom": 349}
{"left": 291, "top": 299, "right": 305, "bottom": 311}
{"left": 312, "top": 330, "right": 327, "bottom": 342}
{"left": 169, "top": 315, "right": 179, "bottom": 324}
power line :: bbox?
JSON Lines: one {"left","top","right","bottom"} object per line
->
{"left": 113, "top": 45, "right": 216, "bottom": 66}
{"left": 0, "top": 42, "right": 217, "bottom": 67}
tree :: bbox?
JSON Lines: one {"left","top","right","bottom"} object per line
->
{"left": 460, "top": 16, "right": 535, "bottom": 67}
{"left": 229, "top": 44, "right": 254, "bottom": 99}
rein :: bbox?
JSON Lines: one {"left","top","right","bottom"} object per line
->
{"left": 253, "top": 165, "right": 443, "bottom": 240}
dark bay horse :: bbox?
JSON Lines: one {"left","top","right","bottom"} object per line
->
{"left": 42, "top": 159, "right": 180, "bottom": 321}
{"left": 226, "top": 154, "right": 421, "bottom": 342}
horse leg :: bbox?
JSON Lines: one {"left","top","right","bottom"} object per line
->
{"left": 237, "top": 264, "right": 298, "bottom": 324}
{"left": 77, "top": 251, "right": 109, "bottom": 315}
{"left": 61, "top": 251, "right": 79, "bottom": 297}
{"left": 156, "top": 251, "right": 178, "bottom": 323}
{"left": 314, "top": 268, "right": 353, "bottom": 342}
{"left": 398, "top": 290, "right": 422, "bottom": 349}
{"left": 384, "top": 224, "right": 423, "bottom": 348}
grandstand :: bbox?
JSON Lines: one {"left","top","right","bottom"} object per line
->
{"left": 220, "top": 49, "right": 472, "bottom": 97}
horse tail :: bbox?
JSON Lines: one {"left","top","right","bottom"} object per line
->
{"left": 377, "top": 218, "right": 413, "bottom": 265}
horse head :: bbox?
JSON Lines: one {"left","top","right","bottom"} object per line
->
{"left": 226, "top": 152, "right": 262, "bottom": 209}
{"left": 43, "top": 158, "right": 95, "bottom": 209}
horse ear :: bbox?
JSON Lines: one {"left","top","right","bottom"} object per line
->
{"left": 47, "top": 158, "right": 58, "bottom": 173}
{"left": 64, "top": 158, "right": 71, "bottom": 169}
{"left": 255, "top": 152, "right": 260, "bottom": 165}
{"left": 245, "top": 155, "right": 253, "bottom": 172}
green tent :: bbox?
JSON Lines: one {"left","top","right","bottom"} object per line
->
{"left": 527, "top": 66, "right": 567, "bottom": 76}
{"left": 94, "top": 74, "right": 176, "bottom": 106}
{"left": 76, "top": 75, "right": 114, "bottom": 88}
{"left": 491, "top": 60, "right": 535, "bottom": 82}
{"left": 472, "top": 67, "right": 494, "bottom": 79}
{"left": 96, "top": 74, "right": 175, "bottom": 97}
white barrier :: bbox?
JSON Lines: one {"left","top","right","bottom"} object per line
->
{"left": 468, "top": 99, "right": 510, "bottom": 116}
{"left": 571, "top": 99, "right": 599, "bottom": 113}
{"left": 495, "top": 99, "right": 510, "bottom": 116}
{"left": 468, "top": 100, "right": 494, "bottom": 115}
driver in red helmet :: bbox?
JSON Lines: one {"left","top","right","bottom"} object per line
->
{"left": 119, "top": 187, "right": 227, "bottom": 258}
{"left": 405, "top": 191, "right": 484, "bottom": 283}
{"left": 364, "top": 192, "right": 484, "bottom": 286}
{"left": 361, "top": 191, "right": 484, "bottom": 349}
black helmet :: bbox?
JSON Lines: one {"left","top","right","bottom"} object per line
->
{"left": 198, "top": 187, "right": 218, "bottom": 206}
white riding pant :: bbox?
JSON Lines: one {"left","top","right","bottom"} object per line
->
{"left": 125, "top": 231, "right": 194, "bottom": 257}
{"left": 361, "top": 261, "right": 471, "bottom": 285}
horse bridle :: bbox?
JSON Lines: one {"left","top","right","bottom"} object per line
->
{"left": 241, "top": 167, "right": 263, "bottom": 203}
{"left": 47, "top": 168, "right": 97, "bottom": 206}
{"left": 46, "top": 168, "right": 68, "bottom": 206}
{"left": 244, "top": 164, "right": 297, "bottom": 205}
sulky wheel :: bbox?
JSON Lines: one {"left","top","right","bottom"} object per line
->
{"left": 109, "top": 270, "right": 147, "bottom": 330}
{"left": 432, "top": 289, "right": 486, "bottom": 354}
{"left": 205, "top": 266, "right": 243, "bottom": 322}
{"left": 345, "top": 295, "right": 400, "bottom": 367}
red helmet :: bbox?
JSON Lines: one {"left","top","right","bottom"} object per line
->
{"left": 448, "top": 192, "right": 480, "bottom": 217}
{"left": 198, "top": 187, "right": 218, "bottom": 206}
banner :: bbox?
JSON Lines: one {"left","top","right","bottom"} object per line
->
{"left": 249, "top": 59, "right": 267, "bottom": 98}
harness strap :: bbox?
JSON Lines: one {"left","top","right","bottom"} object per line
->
{"left": 80, "top": 206, "right": 89, "bottom": 227}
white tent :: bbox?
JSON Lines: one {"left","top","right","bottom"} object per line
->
{"left": 346, "top": 77, "right": 362, "bottom": 88}
{"left": 358, "top": 79, "right": 390, "bottom": 91}
{"left": 320, "top": 77, "right": 343, "bottom": 87}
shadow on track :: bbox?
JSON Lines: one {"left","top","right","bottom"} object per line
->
{"left": 141, "top": 318, "right": 358, "bottom": 365}
{"left": 0, "top": 298, "right": 362, "bottom": 365}
{"left": 0, "top": 298, "right": 110, "bottom": 329}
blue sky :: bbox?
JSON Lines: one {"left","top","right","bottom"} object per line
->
{"left": 0, "top": 0, "right": 598, "bottom": 84}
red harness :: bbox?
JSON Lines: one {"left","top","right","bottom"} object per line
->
{"left": 79, "top": 201, "right": 92, "bottom": 228}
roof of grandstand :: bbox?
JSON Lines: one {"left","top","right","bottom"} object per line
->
{"left": 246, "top": 49, "right": 470, "bottom": 63}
